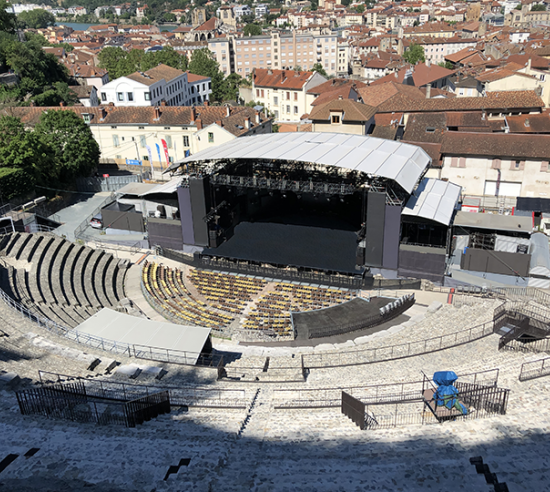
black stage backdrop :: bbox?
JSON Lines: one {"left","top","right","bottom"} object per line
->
{"left": 203, "top": 221, "right": 358, "bottom": 274}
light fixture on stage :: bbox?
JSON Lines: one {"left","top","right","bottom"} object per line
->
{"left": 297, "top": 194, "right": 301, "bottom": 199}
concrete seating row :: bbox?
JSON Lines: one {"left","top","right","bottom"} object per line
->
{"left": 0, "top": 233, "right": 129, "bottom": 329}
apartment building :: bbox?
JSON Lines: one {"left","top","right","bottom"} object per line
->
{"left": 243, "top": 68, "right": 327, "bottom": 122}
{"left": 209, "top": 31, "right": 341, "bottom": 76}
{"left": 99, "top": 64, "right": 210, "bottom": 107}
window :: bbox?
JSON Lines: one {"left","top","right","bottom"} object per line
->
{"left": 208, "top": 132, "right": 214, "bottom": 143}
{"left": 183, "top": 135, "right": 190, "bottom": 147}
{"left": 274, "top": 96, "right": 278, "bottom": 105}
{"left": 261, "top": 89, "right": 265, "bottom": 97}
{"left": 286, "top": 91, "right": 290, "bottom": 100}
{"left": 331, "top": 115, "right": 340, "bottom": 124}
{"left": 117, "top": 92, "right": 123, "bottom": 101}
{"left": 143, "top": 155, "right": 149, "bottom": 161}
{"left": 165, "top": 136, "right": 172, "bottom": 148}
{"left": 294, "top": 106, "right": 298, "bottom": 114}
{"left": 286, "top": 105, "right": 290, "bottom": 113}
{"left": 426, "top": 127, "right": 435, "bottom": 133}
{"left": 101, "top": 92, "right": 106, "bottom": 101}
{"left": 294, "top": 92, "right": 298, "bottom": 101}
{"left": 256, "top": 89, "right": 260, "bottom": 97}
{"left": 113, "top": 135, "right": 119, "bottom": 147}
{"left": 140, "top": 135, "right": 146, "bottom": 148}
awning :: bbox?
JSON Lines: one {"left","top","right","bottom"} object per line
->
{"left": 402, "top": 178, "right": 461, "bottom": 226}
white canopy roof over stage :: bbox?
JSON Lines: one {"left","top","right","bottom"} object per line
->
{"left": 402, "top": 178, "right": 462, "bottom": 226}
{"left": 166, "top": 132, "right": 432, "bottom": 194}
{"left": 74, "top": 308, "right": 211, "bottom": 365}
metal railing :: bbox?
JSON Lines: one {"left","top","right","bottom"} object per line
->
{"left": 272, "top": 369, "right": 499, "bottom": 409}
{"left": 38, "top": 370, "right": 249, "bottom": 409}
{"left": 0, "top": 282, "right": 220, "bottom": 369}
{"left": 519, "top": 357, "right": 550, "bottom": 381}
{"left": 79, "top": 233, "right": 145, "bottom": 255}
{"left": 301, "top": 315, "right": 497, "bottom": 369}
{"left": 73, "top": 193, "right": 115, "bottom": 240}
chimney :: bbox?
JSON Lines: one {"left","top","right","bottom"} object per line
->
{"left": 244, "top": 116, "right": 250, "bottom": 130}
{"left": 191, "top": 107, "right": 196, "bottom": 123}
{"left": 215, "top": 120, "right": 222, "bottom": 127}
{"left": 160, "top": 100, "right": 167, "bottom": 106}
{"left": 196, "top": 118, "right": 202, "bottom": 130}
{"left": 267, "top": 68, "right": 273, "bottom": 75}
{"left": 30, "top": 101, "right": 35, "bottom": 107}
{"left": 154, "top": 106, "right": 161, "bottom": 121}
{"left": 255, "top": 111, "right": 260, "bottom": 124}
{"left": 204, "top": 100, "right": 209, "bottom": 107}
{"left": 526, "top": 58, "right": 532, "bottom": 73}
{"left": 394, "top": 71, "right": 398, "bottom": 78}
{"left": 425, "top": 83, "right": 431, "bottom": 99}
{"left": 338, "top": 95, "right": 343, "bottom": 100}
{"left": 426, "top": 59, "right": 431, "bottom": 68}
{"left": 101, "top": 107, "right": 107, "bottom": 120}
{"left": 60, "top": 101, "right": 66, "bottom": 107}
{"left": 226, "top": 105, "right": 230, "bottom": 117}
{"left": 281, "top": 70, "right": 286, "bottom": 81}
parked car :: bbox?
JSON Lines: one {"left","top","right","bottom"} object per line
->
{"left": 90, "top": 213, "right": 103, "bottom": 229}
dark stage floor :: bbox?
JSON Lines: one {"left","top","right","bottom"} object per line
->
{"left": 203, "top": 221, "right": 359, "bottom": 274}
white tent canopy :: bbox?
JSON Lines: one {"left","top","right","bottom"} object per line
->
{"left": 402, "top": 178, "right": 462, "bottom": 226}
{"left": 166, "top": 133, "right": 431, "bottom": 194}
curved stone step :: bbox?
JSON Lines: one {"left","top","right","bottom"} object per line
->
{"left": 9, "top": 233, "right": 32, "bottom": 259}
{"left": 51, "top": 241, "right": 74, "bottom": 306}
{"left": 38, "top": 237, "right": 65, "bottom": 305}
{"left": 28, "top": 236, "right": 55, "bottom": 304}
{"left": 103, "top": 256, "right": 118, "bottom": 306}
{"left": 93, "top": 252, "right": 112, "bottom": 308}
{"left": 84, "top": 250, "right": 105, "bottom": 309}
{"left": 73, "top": 246, "right": 94, "bottom": 308}
{"left": 63, "top": 245, "right": 84, "bottom": 306}
{"left": 115, "top": 260, "right": 129, "bottom": 301}
{"left": 16, "top": 234, "right": 40, "bottom": 262}
{"left": 26, "top": 234, "right": 45, "bottom": 263}
{"left": 3, "top": 233, "right": 21, "bottom": 256}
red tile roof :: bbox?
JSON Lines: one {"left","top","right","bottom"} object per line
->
{"left": 370, "top": 62, "right": 455, "bottom": 87}
{"left": 440, "top": 132, "right": 550, "bottom": 159}
{"left": 253, "top": 68, "right": 319, "bottom": 90}
{"left": 125, "top": 64, "right": 185, "bottom": 85}
{"left": 309, "top": 98, "right": 377, "bottom": 122}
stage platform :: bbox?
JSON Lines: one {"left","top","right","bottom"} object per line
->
{"left": 203, "top": 221, "right": 359, "bottom": 274}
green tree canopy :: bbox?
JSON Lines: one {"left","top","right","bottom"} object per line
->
{"left": 531, "top": 4, "right": 546, "bottom": 10}
{"left": 34, "top": 110, "right": 99, "bottom": 182}
{"left": 17, "top": 8, "right": 56, "bottom": 29}
{"left": 98, "top": 46, "right": 188, "bottom": 80}
{"left": 243, "top": 23, "right": 262, "bottom": 36}
{"left": 402, "top": 43, "right": 426, "bottom": 65}
{"left": 312, "top": 63, "right": 328, "bottom": 78}
{"left": 188, "top": 48, "right": 225, "bottom": 101}
{"left": 0, "top": 0, "right": 16, "bottom": 33}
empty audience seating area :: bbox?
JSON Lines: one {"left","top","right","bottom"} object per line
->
{"left": 0, "top": 232, "right": 129, "bottom": 328}
{"left": 142, "top": 261, "right": 233, "bottom": 328}
{"left": 188, "top": 269, "right": 267, "bottom": 315}
{"left": 243, "top": 284, "right": 356, "bottom": 335}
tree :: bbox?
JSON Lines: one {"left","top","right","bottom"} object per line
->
{"left": 438, "top": 61, "right": 454, "bottom": 70}
{"left": 0, "top": 115, "right": 51, "bottom": 188}
{"left": 163, "top": 12, "right": 177, "bottom": 21}
{"left": 356, "top": 4, "right": 365, "bottom": 13}
{"left": 531, "top": 4, "right": 546, "bottom": 10}
{"left": 243, "top": 23, "right": 262, "bottom": 36}
{"left": 402, "top": 43, "right": 425, "bottom": 65}
{"left": 312, "top": 63, "right": 328, "bottom": 78}
{"left": 188, "top": 48, "right": 225, "bottom": 102}
{"left": 515, "top": 3, "right": 522, "bottom": 9}
{"left": 219, "top": 73, "right": 242, "bottom": 101}
{"left": 18, "top": 9, "right": 56, "bottom": 29}
{"left": 0, "top": 0, "right": 16, "bottom": 33}
{"left": 34, "top": 111, "right": 100, "bottom": 182}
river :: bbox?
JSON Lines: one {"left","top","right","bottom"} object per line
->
{"left": 55, "top": 22, "right": 179, "bottom": 32}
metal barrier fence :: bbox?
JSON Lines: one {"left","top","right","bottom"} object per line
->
{"left": 503, "top": 337, "right": 550, "bottom": 354}
{"left": 74, "top": 193, "right": 115, "bottom": 240}
{"left": 125, "top": 390, "right": 171, "bottom": 427}
{"left": 519, "top": 357, "right": 550, "bottom": 381}
{"left": 0, "top": 282, "right": 220, "bottom": 369}
{"left": 272, "top": 369, "right": 500, "bottom": 409}
{"left": 38, "top": 370, "right": 249, "bottom": 409}
{"left": 301, "top": 316, "right": 497, "bottom": 369}
{"left": 158, "top": 247, "right": 421, "bottom": 291}
{"left": 76, "top": 175, "right": 141, "bottom": 193}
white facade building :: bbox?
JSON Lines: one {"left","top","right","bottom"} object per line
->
{"left": 99, "top": 64, "right": 211, "bottom": 107}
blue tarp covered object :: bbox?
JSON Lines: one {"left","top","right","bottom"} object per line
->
{"left": 433, "top": 371, "right": 468, "bottom": 415}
